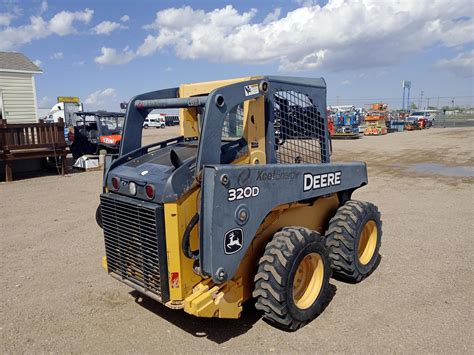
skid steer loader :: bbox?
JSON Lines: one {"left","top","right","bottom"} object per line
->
{"left": 96, "top": 76, "right": 382, "bottom": 330}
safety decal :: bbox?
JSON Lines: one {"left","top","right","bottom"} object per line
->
{"left": 244, "top": 84, "right": 259, "bottom": 96}
{"left": 224, "top": 228, "right": 243, "bottom": 255}
{"left": 170, "top": 272, "right": 180, "bottom": 288}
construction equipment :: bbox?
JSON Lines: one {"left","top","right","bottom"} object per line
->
{"left": 328, "top": 106, "right": 361, "bottom": 139}
{"left": 96, "top": 76, "right": 382, "bottom": 330}
{"left": 70, "top": 111, "right": 124, "bottom": 159}
{"left": 364, "top": 103, "right": 388, "bottom": 136}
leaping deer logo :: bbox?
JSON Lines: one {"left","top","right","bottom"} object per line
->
{"left": 224, "top": 229, "right": 243, "bottom": 254}
{"left": 227, "top": 232, "right": 242, "bottom": 248}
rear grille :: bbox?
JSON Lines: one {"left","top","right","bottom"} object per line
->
{"left": 100, "top": 193, "right": 169, "bottom": 302}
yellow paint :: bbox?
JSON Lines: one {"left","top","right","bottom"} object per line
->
{"left": 101, "top": 256, "right": 108, "bottom": 271}
{"left": 183, "top": 278, "right": 243, "bottom": 318}
{"left": 163, "top": 188, "right": 202, "bottom": 301}
{"left": 243, "top": 97, "right": 266, "bottom": 164}
{"left": 179, "top": 76, "right": 263, "bottom": 98}
{"left": 57, "top": 96, "right": 80, "bottom": 103}
{"left": 358, "top": 220, "right": 378, "bottom": 265}
{"left": 178, "top": 76, "right": 263, "bottom": 140}
{"left": 292, "top": 253, "right": 324, "bottom": 309}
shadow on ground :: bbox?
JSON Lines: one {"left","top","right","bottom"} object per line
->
{"left": 0, "top": 157, "right": 88, "bottom": 182}
{"left": 131, "top": 282, "right": 338, "bottom": 341}
{"left": 131, "top": 291, "right": 261, "bottom": 344}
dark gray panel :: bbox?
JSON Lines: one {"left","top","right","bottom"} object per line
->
{"left": 200, "top": 162, "right": 367, "bottom": 283}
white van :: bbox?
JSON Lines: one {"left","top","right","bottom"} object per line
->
{"left": 143, "top": 114, "right": 166, "bottom": 129}
{"left": 407, "top": 110, "right": 439, "bottom": 123}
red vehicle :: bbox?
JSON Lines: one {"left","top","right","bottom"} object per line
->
{"left": 70, "top": 111, "right": 124, "bottom": 159}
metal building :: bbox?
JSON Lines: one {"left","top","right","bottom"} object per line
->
{"left": 0, "top": 52, "right": 42, "bottom": 123}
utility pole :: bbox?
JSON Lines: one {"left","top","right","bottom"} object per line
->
{"left": 426, "top": 97, "right": 430, "bottom": 109}
{"left": 452, "top": 97, "right": 455, "bottom": 109}
{"left": 436, "top": 96, "right": 440, "bottom": 109}
{"left": 419, "top": 90, "right": 424, "bottom": 109}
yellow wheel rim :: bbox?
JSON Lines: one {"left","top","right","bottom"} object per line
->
{"left": 292, "top": 253, "right": 324, "bottom": 310}
{"left": 358, "top": 220, "right": 378, "bottom": 265}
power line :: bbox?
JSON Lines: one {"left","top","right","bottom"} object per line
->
{"left": 327, "top": 95, "right": 474, "bottom": 101}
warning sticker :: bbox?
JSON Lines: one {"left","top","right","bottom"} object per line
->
{"left": 244, "top": 84, "right": 259, "bottom": 97}
{"left": 170, "top": 272, "right": 180, "bottom": 288}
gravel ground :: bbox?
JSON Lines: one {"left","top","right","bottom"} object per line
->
{"left": 1, "top": 127, "right": 473, "bottom": 353}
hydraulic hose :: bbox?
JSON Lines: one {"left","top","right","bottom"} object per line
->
{"left": 182, "top": 213, "right": 200, "bottom": 260}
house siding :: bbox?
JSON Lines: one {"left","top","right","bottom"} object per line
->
{"left": 0, "top": 71, "right": 37, "bottom": 123}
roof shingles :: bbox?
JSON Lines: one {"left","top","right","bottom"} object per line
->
{"left": 0, "top": 52, "right": 42, "bottom": 73}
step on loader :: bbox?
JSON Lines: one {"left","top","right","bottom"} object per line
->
{"left": 96, "top": 76, "right": 383, "bottom": 331}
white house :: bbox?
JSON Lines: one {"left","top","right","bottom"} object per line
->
{"left": 0, "top": 52, "right": 42, "bottom": 123}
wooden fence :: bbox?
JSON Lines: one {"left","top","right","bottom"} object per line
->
{"left": 0, "top": 118, "right": 67, "bottom": 182}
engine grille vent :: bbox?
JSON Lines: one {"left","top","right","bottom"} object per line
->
{"left": 100, "top": 193, "right": 168, "bottom": 302}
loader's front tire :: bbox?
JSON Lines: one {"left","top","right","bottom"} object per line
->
{"left": 325, "top": 200, "right": 382, "bottom": 283}
{"left": 253, "top": 227, "right": 332, "bottom": 331}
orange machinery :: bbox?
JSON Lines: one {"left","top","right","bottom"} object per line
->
{"left": 364, "top": 103, "right": 388, "bottom": 136}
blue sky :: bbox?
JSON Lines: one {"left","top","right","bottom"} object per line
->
{"left": 1, "top": 0, "right": 473, "bottom": 111}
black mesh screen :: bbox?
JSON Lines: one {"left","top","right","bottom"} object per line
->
{"left": 273, "top": 90, "right": 326, "bottom": 164}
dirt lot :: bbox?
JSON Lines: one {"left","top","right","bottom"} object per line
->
{"left": 1, "top": 127, "right": 473, "bottom": 353}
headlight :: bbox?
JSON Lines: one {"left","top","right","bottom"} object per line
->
{"left": 103, "top": 137, "right": 114, "bottom": 144}
{"left": 129, "top": 182, "right": 137, "bottom": 195}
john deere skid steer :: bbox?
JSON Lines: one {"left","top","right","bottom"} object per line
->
{"left": 97, "top": 76, "right": 382, "bottom": 330}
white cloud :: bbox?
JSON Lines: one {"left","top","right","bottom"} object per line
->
{"left": 94, "top": 47, "right": 135, "bottom": 65}
{"left": 103, "top": 1, "right": 474, "bottom": 71}
{"left": 49, "top": 8, "right": 93, "bottom": 35}
{"left": 92, "top": 20, "right": 127, "bottom": 35}
{"left": 341, "top": 79, "right": 351, "bottom": 85}
{"left": 0, "top": 13, "right": 14, "bottom": 26}
{"left": 50, "top": 52, "right": 63, "bottom": 60}
{"left": 165, "top": 66, "right": 173, "bottom": 71}
{"left": 263, "top": 8, "right": 281, "bottom": 24}
{"left": 120, "top": 15, "right": 129, "bottom": 22}
{"left": 40, "top": 1, "right": 48, "bottom": 15}
{"left": 33, "top": 59, "right": 42, "bottom": 67}
{"left": 0, "top": 8, "right": 94, "bottom": 50}
{"left": 436, "top": 50, "right": 474, "bottom": 77}
{"left": 84, "top": 88, "right": 117, "bottom": 109}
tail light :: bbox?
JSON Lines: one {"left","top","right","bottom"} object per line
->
{"left": 111, "top": 177, "right": 120, "bottom": 190}
{"left": 145, "top": 184, "right": 155, "bottom": 199}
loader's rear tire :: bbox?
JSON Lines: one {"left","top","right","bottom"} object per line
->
{"left": 325, "top": 200, "right": 382, "bottom": 283}
{"left": 253, "top": 227, "right": 332, "bottom": 331}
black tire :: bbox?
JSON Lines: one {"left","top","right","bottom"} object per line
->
{"left": 253, "top": 227, "right": 332, "bottom": 331}
{"left": 143, "top": 124, "right": 149, "bottom": 129}
{"left": 325, "top": 200, "right": 382, "bottom": 283}
{"left": 96, "top": 205, "right": 103, "bottom": 229}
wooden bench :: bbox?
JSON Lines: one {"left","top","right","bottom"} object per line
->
{"left": 0, "top": 118, "right": 68, "bottom": 182}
